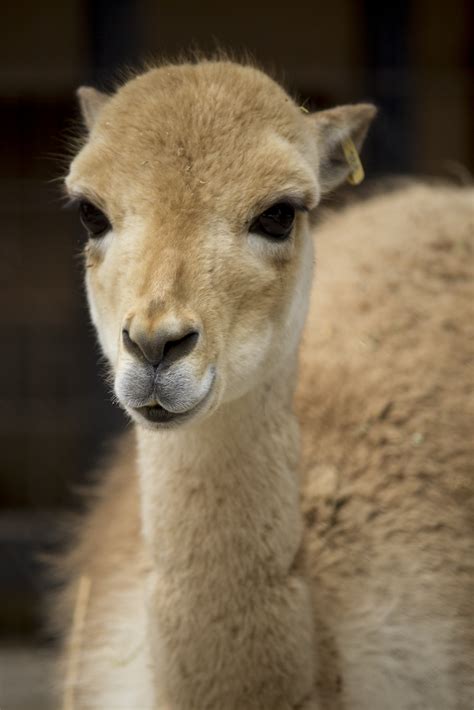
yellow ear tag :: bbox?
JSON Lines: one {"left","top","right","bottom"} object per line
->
{"left": 342, "top": 137, "right": 365, "bottom": 185}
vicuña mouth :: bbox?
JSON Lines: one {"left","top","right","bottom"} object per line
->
{"left": 132, "top": 368, "right": 216, "bottom": 428}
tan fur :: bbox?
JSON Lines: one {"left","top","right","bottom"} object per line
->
{"left": 54, "top": 59, "right": 474, "bottom": 709}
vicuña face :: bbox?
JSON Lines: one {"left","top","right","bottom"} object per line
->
{"left": 65, "top": 62, "right": 374, "bottom": 428}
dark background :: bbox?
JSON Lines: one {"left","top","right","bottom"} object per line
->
{"left": 0, "top": 0, "right": 472, "bottom": 691}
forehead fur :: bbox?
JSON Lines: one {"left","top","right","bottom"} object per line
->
{"left": 67, "top": 61, "right": 317, "bottom": 213}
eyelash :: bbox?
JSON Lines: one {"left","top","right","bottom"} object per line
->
{"left": 78, "top": 199, "right": 111, "bottom": 238}
{"left": 249, "top": 200, "right": 307, "bottom": 241}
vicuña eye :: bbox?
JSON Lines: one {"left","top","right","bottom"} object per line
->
{"left": 250, "top": 202, "right": 296, "bottom": 240}
{"left": 79, "top": 200, "right": 111, "bottom": 238}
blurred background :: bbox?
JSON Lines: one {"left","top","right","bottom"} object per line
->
{"left": 0, "top": 0, "right": 473, "bottom": 706}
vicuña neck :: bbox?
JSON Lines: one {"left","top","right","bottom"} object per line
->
{"left": 136, "top": 359, "right": 303, "bottom": 575}
{"left": 135, "top": 357, "right": 314, "bottom": 709}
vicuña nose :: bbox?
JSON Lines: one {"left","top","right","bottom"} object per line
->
{"left": 122, "top": 325, "right": 200, "bottom": 368}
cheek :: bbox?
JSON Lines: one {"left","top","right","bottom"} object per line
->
{"left": 85, "top": 267, "right": 122, "bottom": 365}
{"left": 215, "top": 271, "right": 284, "bottom": 399}
{"left": 215, "top": 239, "right": 308, "bottom": 397}
{"left": 220, "top": 319, "right": 274, "bottom": 402}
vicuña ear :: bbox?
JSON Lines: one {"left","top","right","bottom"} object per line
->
{"left": 308, "top": 103, "right": 377, "bottom": 193}
{"left": 77, "top": 86, "right": 110, "bottom": 131}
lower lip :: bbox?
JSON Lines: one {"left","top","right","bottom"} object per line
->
{"left": 136, "top": 404, "right": 182, "bottom": 424}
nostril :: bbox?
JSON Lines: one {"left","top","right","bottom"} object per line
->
{"left": 122, "top": 328, "right": 145, "bottom": 361}
{"left": 162, "top": 330, "right": 200, "bottom": 367}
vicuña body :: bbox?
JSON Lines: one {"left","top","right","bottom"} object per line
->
{"left": 54, "top": 59, "right": 474, "bottom": 709}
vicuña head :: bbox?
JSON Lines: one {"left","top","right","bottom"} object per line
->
{"left": 66, "top": 60, "right": 375, "bottom": 430}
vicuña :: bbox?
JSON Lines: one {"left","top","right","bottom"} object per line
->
{"left": 54, "top": 58, "right": 474, "bottom": 709}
